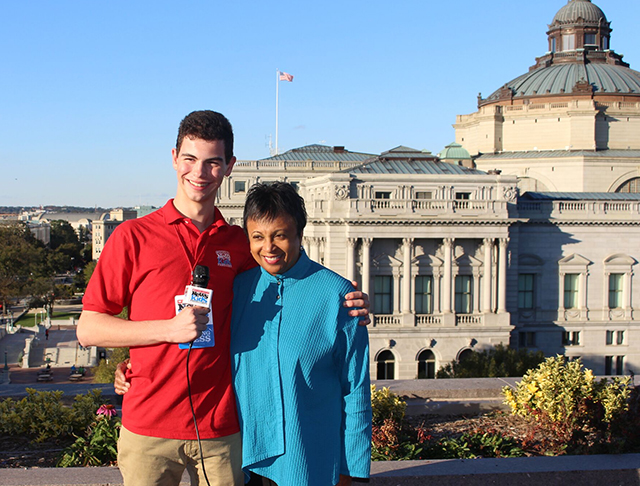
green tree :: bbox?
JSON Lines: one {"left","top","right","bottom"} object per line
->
{"left": 0, "top": 223, "right": 50, "bottom": 311}
{"left": 49, "top": 220, "right": 82, "bottom": 272}
{"left": 92, "top": 347, "right": 130, "bottom": 383}
{"left": 436, "top": 344, "right": 545, "bottom": 378}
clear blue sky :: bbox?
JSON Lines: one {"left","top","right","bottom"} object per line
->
{"left": 1, "top": 0, "right": 638, "bottom": 208}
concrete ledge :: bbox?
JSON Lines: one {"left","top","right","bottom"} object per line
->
{"left": 2, "top": 454, "right": 640, "bottom": 486}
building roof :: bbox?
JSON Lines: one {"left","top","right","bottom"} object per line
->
{"left": 260, "top": 144, "right": 374, "bottom": 162}
{"left": 552, "top": 0, "right": 606, "bottom": 25}
{"left": 485, "top": 62, "right": 640, "bottom": 101}
{"left": 476, "top": 149, "right": 640, "bottom": 160}
{"left": 347, "top": 147, "right": 485, "bottom": 175}
{"left": 439, "top": 142, "right": 471, "bottom": 160}
{"left": 521, "top": 191, "right": 640, "bottom": 201}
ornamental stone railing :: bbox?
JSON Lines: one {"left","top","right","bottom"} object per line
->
{"left": 416, "top": 314, "right": 444, "bottom": 326}
{"left": 455, "top": 314, "right": 484, "bottom": 325}
{"left": 305, "top": 199, "right": 509, "bottom": 219}
{"left": 518, "top": 200, "right": 640, "bottom": 220}
{"left": 233, "top": 159, "right": 363, "bottom": 171}
{"left": 373, "top": 314, "right": 403, "bottom": 326}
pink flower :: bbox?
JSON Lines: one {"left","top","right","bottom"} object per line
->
{"left": 96, "top": 404, "right": 117, "bottom": 417}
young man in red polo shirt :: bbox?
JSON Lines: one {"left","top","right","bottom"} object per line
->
{"left": 78, "top": 110, "right": 369, "bottom": 486}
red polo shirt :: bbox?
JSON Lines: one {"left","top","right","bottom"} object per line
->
{"left": 83, "top": 200, "right": 255, "bottom": 439}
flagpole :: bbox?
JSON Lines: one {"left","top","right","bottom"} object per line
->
{"left": 275, "top": 69, "right": 279, "bottom": 155}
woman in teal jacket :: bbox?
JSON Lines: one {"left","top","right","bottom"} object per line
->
{"left": 231, "top": 182, "right": 371, "bottom": 486}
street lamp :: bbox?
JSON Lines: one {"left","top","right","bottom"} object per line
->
{"left": 3, "top": 351, "right": 8, "bottom": 372}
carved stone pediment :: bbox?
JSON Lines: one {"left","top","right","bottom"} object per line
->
{"left": 455, "top": 253, "right": 482, "bottom": 268}
{"left": 572, "top": 78, "right": 594, "bottom": 94}
{"left": 558, "top": 253, "right": 592, "bottom": 266}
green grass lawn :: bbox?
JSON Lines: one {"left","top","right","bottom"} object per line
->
{"left": 12, "top": 310, "right": 80, "bottom": 327}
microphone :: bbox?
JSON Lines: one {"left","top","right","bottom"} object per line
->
{"left": 179, "top": 265, "right": 214, "bottom": 351}
{"left": 192, "top": 265, "right": 210, "bottom": 288}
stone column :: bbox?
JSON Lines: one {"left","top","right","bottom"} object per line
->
{"left": 482, "top": 238, "right": 493, "bottom": 313}
{"left": 402, "top": 238, "right": 413, "bottom": 314}
{"left": 361, "top": 238, "right": 372, "bottom": 296}
{"left": 442, "top": 238, "right": 454, "bottom": 313}
{"left": 625, "top": 271, "right": 633, "bottom": 312}
{"left": 309, "top": 237, "right": 320, "bottom": 263}
{"left": 433, "top": 269, "right": 442, "bottom": 314}
{"left": 497, "top": 238, "right": 509, "bottom": 313}
{"left": 393, "top": 270, "right": 401, "bottom": 315}
{"left": 558, "top": 272, "right": 566, "bottom": 312}
{"left": 346, "top": 238, "right": 358, "bottom": 282}
{"left": 472, "top": 269, "right": 480, "bottom": 314}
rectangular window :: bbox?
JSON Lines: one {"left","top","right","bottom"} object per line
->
{"left": 572, "top": 331, "right": 581, "bottom": 346}
{"left": 616, "top": 356, "right": 624, "bottom": 375}
{"left": 606, "top": 330, "right": 615, "bottom": 345}
{"left": 564, "top": 274, "right": 579, "bottom": 309}
{"left": 563, "top": 34, "right": 575, "bottom": 51}
{"left": 518, "top": 274, "right": 535, "bottom": 309}
{"left": 519, "top": 331, "right": 536, "bottom": 348}
{"left": 374, "top": 276, "right": 393, "bottom": 314}
{"left": 551, "top": 37, "right": 556, "bottom": 53}
{"left": 617, "top": 330, "right": 625, "bottom": 345}
{"left": 605, "top": 356, "right": 613, "bottom": 375}
{"left": 455, "top": 192, "right": 471, "bottom": 200}
{"left": 289, "top": 181, "right": 299, "bottom": 192}
{"left": 375, "top": 191, "right": 391, "bottom": 199}
{"left": 562, "top": 331, "right": 580, "bottom": 346}
{"left": 415, "top": 191, "right": 432, "bottom": 200}
{"left": 415, "top": 276, "right": 433, "bottom": 314}
{"left": 609, "top": 274, "right": 623, "bottom": 309}
{"left": 234, "top": 180, "right": 246, "bottom": 193}
{"left": 584, "top": 33, "right": 596, "bottom": 46}
{"left": 454, "top": 275, "right": 472, "bottom": 314}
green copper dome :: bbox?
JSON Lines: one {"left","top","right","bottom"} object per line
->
{"left": 439, "top": 142, "right": 471, "bottom": 161}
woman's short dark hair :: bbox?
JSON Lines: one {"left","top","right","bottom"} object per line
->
{"left": 243, "top": 182, "right": 307, "bottom": 237}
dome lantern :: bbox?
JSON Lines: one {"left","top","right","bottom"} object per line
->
{"left": 547, "top": 0, "right": 611, "bottom": 53}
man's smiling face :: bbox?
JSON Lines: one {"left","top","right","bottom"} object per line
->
{"left": 172, "top": 137, "right": 236, "bottom": 206}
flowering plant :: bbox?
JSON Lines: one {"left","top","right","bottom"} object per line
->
{"left": 96, "top": 404, "right": 117, "bottom": 417}
{"left": 58, "top": 403, "right": 121, "bottom": 467}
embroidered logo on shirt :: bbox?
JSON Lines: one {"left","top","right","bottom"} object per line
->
{"left": 216, "top": 250, "right": 232, "bottom": 268}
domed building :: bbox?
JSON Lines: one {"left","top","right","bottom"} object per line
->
{"left": 455, "top": 0, "right": 640, "bottom": 193}
{"left": 438, "top": 142, "right": 473, "bottom": 168}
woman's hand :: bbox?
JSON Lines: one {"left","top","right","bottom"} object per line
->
{"left": 114, "top": 359, "right": 132, "bottom": 395}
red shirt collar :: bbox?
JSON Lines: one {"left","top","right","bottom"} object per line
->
{"left": 161, "top": 199, "right": 227, "bottom": 231}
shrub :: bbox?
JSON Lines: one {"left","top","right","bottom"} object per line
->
{"left": 437, "top": 344, "right": 545, "bottom": 378}
{"left": 0, "top": 389, "right": 108, "bottom": 443}
{"left": 502, "top": 356, "right": 633, "bottom": 454}
{"left": 369, "top": 385, "right": 525, "bottom": 460}
{"left": 371, "top": 385, "right": 406, "bottom": 425}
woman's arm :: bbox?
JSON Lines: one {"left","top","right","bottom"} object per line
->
{"left": 337, "top": 311, "right": 372, "bottom": 481}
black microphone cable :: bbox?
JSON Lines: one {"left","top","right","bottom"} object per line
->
{"left": 186, "top": 264, "right": 211, "bottom": 486}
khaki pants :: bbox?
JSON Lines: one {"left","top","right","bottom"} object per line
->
{"left": 118, "top": 426, "right": 243, "bottom": 486}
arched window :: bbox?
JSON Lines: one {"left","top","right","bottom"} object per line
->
{"left": 417, "top": 350, "right": 436, "bottom": 379}
{"left": 458, "top": 348, "right": 474, "bottom": 362}
{"left": 376, "top": 350, "right": 395, "bottom": 380}
{"left": 616, "top": 178, "right": 640, "bottom": 193}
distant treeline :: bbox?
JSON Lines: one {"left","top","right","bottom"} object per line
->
{"left": 0, "top": 206, "right": 110, "bottom": 214}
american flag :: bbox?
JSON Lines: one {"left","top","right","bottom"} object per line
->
{"left": 279, "top": 71, "right": 294, "bottom": 82}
